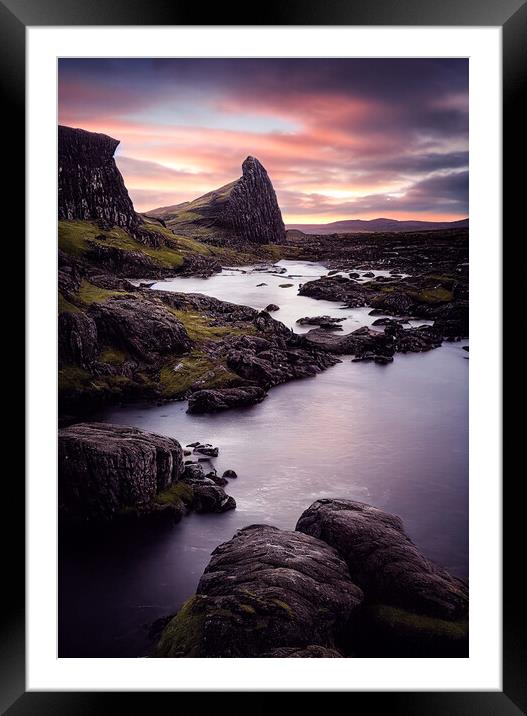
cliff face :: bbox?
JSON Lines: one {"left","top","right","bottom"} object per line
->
{"left": 221, "top": 156, "right": 286, "bottom": 244}
{"left": 150, "top": 156, "right": 286, "bottom": 245}
{"left": 58, "top": 125, "right": 139, "bottom": 231}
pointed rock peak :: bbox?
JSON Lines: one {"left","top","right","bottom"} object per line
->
{"left": 242, "top": 156, "right": 267, "bottom": 175}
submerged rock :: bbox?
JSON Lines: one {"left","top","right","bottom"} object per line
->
{"left": 155, "top": 525, "right": 363, "bottom": 657}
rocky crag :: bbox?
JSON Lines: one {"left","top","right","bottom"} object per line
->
{"left": 149, "top": 156, "right": 286, "bottom": 245}
{"left": 58, "top": 128, "right": 290, "bottom": 281}
{"left": 58, "top": 423, "right": 236, "bottom": 525}
{"left": 155, "top": 499, "right": 469, "bottom": 658}
{"left": 58, "top": 125, "right": 140, "bottom": 233}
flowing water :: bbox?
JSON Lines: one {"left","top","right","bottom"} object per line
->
{"left": 59, "top": 260, "right": 468, "bottom": 657}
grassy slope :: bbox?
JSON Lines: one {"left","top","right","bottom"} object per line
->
{"left": 58, "top": 219, "right": 294, "bottom": 269}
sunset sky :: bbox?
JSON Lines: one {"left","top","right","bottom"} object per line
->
{"left": 58, "top": 58, "right": 469, "bottom": 224}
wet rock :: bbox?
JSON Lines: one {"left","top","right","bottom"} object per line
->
{"left": 363, "top": 272, "right": 375, "bottom": 278}
{"left": 191, "top": 484, "right": 236, "bottom": 513}
{"left": 279, "top": 283, "right": 294, "bottom": 288}
{"left": 187, "top": 386, "right": 267, "bottom": 414}
{"left": 296, "top": 315, "right": 345, "bottom": 327}
{"left": 155, "top": 525, "right": 363, "bottom": 657}
{"left": 296, "top": 499, "right": 468, "bottom": 620}
{"left": 194, "top": 445, "right": 219, "bottom": 457}
{"left": 58, "top": 423, "right": 184, "bottom": 522}
{"left": 223, "top": 469, "right": 238, "bottom": 479}
{"left": 265, "top": 304, "right": 280, "bottom": 312}
{"left": 256, "top": 282, "right": 267, "bottom": 287}
{"left": 182, "top": 462, "right": 206, "bottom": 481}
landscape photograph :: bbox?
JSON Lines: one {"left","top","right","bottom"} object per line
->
{"left": 57, "top": 58, "right": 469, "bottom": 659}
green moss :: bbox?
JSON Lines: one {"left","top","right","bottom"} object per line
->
{"left": 76, "top": 279, "right": 128, "bottom": 305}
{"left": 99, "top": 347, "right": 127, "bottom": 365}
{"left": 167, "top": 308, "right": 250, "bottom": 342}
{"left": 240, "top": 604, "right": 256, "bottom": 615}
{"left": 159, "top": 353, "right": 240, "bottom": 397}
{"left": 58, "top": 220, "right": 185, "bottom": 269}
{"left": 271, "top": 599, "right": 293, "bottom": 615}
{"left": 155, "top": 481, "right": 194, "bottom": 507}
{"left": 156, "top": 596, "right": 207, "bottom": 657}
{"left": 415, "top": 287, "right": 453, "bottom": 304}
{"left": 369, "top": 605, "right": 468, "bottom": 640}
{"left": 58, "top": 292, "right": 80, "bottom": 313}
{"left": 58, "top": 364, "right": 90, "bottom": 391}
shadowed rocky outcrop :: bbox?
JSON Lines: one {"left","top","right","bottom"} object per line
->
{"left": 58, "top": 125, "right": 140, "bottom": 231}
{"left": 149, "top": 156, "right": 286, "bottom": 245}
{"left": 296, "top": 499, "right": 468, "bottom": 620}
{"left": 88, "top": 296, "right": 192, "bottom": 362}
{"left": 155, "top": 524, "right": 363, "bottom": 657}
{"left": 58, "top": 423, "right": 184, "bottom": 522}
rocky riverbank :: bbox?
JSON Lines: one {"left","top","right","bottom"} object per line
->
{"left": 58, "top": 250, "right": 338, "bottom": 417}
{"left": 59, "top": 423, "right": 237, "bottom": 525}
{"left": 155, "top": 499, "right": 469, "bottom": 658}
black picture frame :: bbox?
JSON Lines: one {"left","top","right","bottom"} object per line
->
{"left": 5, "top": 0, "right": 519, "bottom": 712}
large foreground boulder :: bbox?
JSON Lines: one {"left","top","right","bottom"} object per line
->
{"left": 59, "top": 423, "right": 184, "bottom": 522}
{"left": 155, "top": 525, "right": 363, "bottom": 657}
{"left": 296, "top": 499, "right": 468, "bottom": 620}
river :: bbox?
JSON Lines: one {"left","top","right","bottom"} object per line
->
{"left": 59, "top": 260, "right": 468, "bottom": 657}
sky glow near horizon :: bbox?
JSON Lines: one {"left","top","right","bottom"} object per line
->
{"left": 58, "top": 58, "right": 469, "bottom": 223}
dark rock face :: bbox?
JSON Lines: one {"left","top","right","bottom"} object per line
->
{"left": 187, "top": 386, "right": 267, "bottom": 414}
{"left": 58, "top": 423, "right": 184, "bottom": 522}
{"left": 155, "top": 525, "right": 363, "bottom": 657}
{"left": 85, "top": 242, "right": 165, "bottom": 278}
{"left": 222, "top": 157, "right": 286, "bottom": 244}
{"left": 296, "top": 499, "right": 468, "bottom": 620}
{"left": 89, "top": 296, "right": 191, "bottom": 362}
{"left": 58, "top": 125, "right": 139, "bottom": 232}
{"left": 58, "top": 311, "right": 98, "bottom": 368}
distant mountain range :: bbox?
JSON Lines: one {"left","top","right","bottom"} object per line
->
{"left": 286, "top": 218, "right": 469, "bottom": 235}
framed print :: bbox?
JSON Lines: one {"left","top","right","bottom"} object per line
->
{"left": 4, "top": 0, "right": 521, "bottom": 711}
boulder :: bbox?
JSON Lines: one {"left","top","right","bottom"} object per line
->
{"left": 296, "top": 499, "right": 468, "bottom": 620}
{"left": 89, "top": 296, "right": 191, "bottom": 362}
{"left": 187, "top": 386, "right": 267, "bottom": 414}
{"left": 58, "top": 423, "right": 184, "bottom": 522}
{"left": 191, "top": 484, "right": 236, "bottom": 513}
{"left": 155, "top": 525, "right": 363, "bottom": 657}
